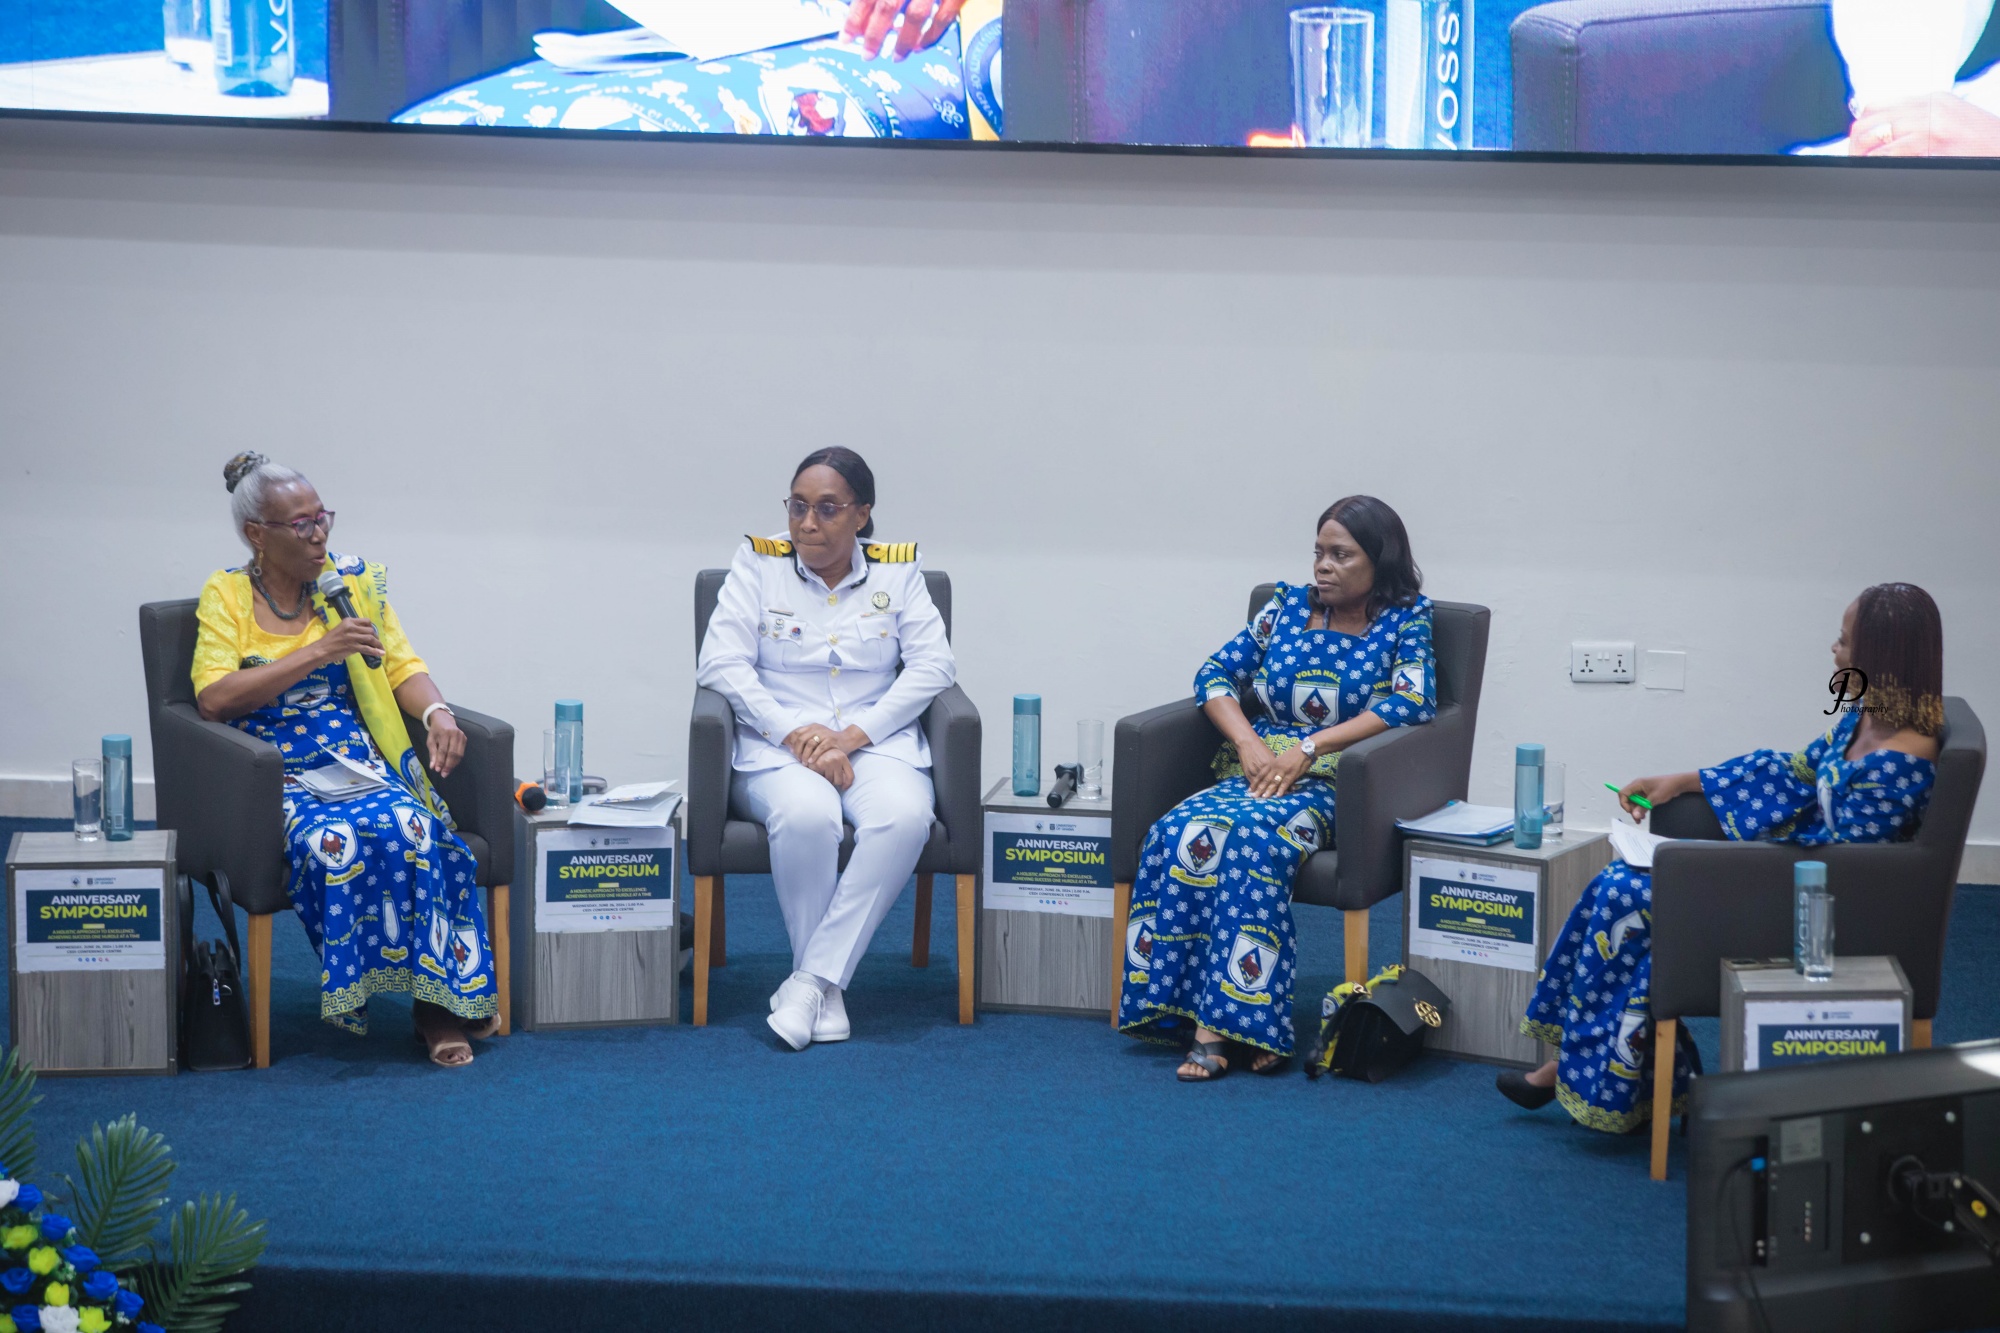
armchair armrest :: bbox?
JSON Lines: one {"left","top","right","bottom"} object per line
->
{"left": 687, "top": 687, "right": 735, "bottom": 877}
{"left": 1111, "top": 699, "right": 1221, "bottom": 884}
{"left": 410, "top": 704, "right": 515, "bottom": 879}
{"left": 922, "top": 684, "right": 983, "bottom": 873}
{"left": 151, "top": 701, "right": 289, "bottom": 916}
{"left": 1324, "top": 705, "right": 1472, "bottom": 911}
{"left": 1650, "top": 840, "right": 1955, "bottom": 1021}
{"left": 1650, "top": 791, "right": 1724, "bottom": 840}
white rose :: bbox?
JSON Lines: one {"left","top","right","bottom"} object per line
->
{"left": 0, "top": 1181, "right": 18, "bottom": 1208}
{"left": 40, "top": 1307, "right": 81, "bottom": 1333}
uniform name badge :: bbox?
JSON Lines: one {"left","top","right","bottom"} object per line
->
{"left": 537, "top": 827, "right": 677, "bottom": 934}
{"left": 983, "top": 812, "right": 1114, "bottom": 918}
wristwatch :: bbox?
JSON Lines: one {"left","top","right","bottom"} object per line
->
{"left": 1299, "top": 735, "right": 1319, "bottom": 761}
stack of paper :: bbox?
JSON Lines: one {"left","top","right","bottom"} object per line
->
{"left": 1395, "top": 802, "right": 1516, "bottom": 845}
{"left": 294, "top": 751, "right": 390, "bottom": 802}
{"left": 533, "top": 29, "right": 686, "bottom": 72}
{"left": 568, "top": 781, "right": 683, "bottom": 828}
{"left": 601, "top": 0, "right": 846, "bottom": 62}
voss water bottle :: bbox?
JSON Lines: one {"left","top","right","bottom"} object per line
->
{"left": 1512, "top": 743, "right": 1544, "bottom": 850}
{"left": 1012, "top": 695, "right": 1041, "bottom": 797}
{"left": 213, "top": 0, "right": 294, "bottom": 96}
{"left": 1386, "top": 0, "right": 1473, "bottom": 150}
{"left": 554, "top": 700, "right": 584, "bottom": 806}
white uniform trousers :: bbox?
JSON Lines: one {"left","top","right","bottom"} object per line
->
{"left": 729, "top": 751, "right": 936, "bottom": 990}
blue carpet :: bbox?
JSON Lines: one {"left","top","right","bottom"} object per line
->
{"left": 3, "top": 817, "right": 1997, "bottom": 1331}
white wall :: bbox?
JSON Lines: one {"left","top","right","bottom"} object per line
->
{"left": 2, "top": 118, "right": 1997, "bottom": 853}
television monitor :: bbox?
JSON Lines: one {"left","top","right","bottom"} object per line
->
{"left": 1688, "top": 1038, "right": 2000, "bottom": 1333}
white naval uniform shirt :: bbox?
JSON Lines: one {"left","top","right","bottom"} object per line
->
{"left": 696, "top": 535, "right": 955, "bottom": 773}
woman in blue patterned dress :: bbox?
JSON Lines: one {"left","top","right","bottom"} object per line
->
{"left": 1118, "top": 497, "right": 1437, "bottom": 1081}
{"left": 1500, "top": 583, "right": 1946, "bottom": 1131}
{"left": 192, "top": 453, "right": 500, "bottom": 1068}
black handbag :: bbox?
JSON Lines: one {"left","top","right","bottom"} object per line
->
{"left": 179, "top": 872, "right": 253, "bottom": 1072}
{"left": 1304, "top": 964, "right": 1450, "bottom": 1082}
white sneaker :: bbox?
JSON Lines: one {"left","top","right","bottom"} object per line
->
{"left": 812, "top": 986, "right": 850, "bottom": 1043}
{"left": 767, "top": 972, "right": 824, "bottom": 1051}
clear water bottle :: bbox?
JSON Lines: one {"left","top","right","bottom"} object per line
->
{"left": 1512, "top": 743, "right": 1544, "bottom": 850}
{"left": 103, "top": 734, "right": 135, "bottom": 842}
{"left": 1012, "top": 695, "right": 1041, "bottom": 798}
{"left": 212, "top": 0, "right": 294, "bottom": 97}
{"left": 1794, "top": 861, "right": 1834, "bottom": 979}
{"left": 554, "top": 700, "right": 584, "bottom": 806}
{"left": 1385, "top": 0, "right": 1474, "bottom": 150}
{"left": 164, "top": 0, "right": 212, "bottom": 72}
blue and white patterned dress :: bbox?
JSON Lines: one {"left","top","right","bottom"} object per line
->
{"left": 1522, "top": 708, "right": 1937, "bottom": 1133}
{"left": 1117, "top": 585, "right": 1436, "bottom": 1056}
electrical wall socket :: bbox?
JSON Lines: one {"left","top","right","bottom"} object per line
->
{"left": 1571, "top": 641, "right": 1636, "bottom": 683}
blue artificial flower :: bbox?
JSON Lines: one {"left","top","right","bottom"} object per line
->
{"left": 112, "top": 1290, "right": 143, "bottom": 1317}
{"left": 80, "top": 1270, "right": 117, "bottom": 1301}
{"left": 59, "top": 1246, "right": 98, "bottom": 1274}
{"left": 34, "top": 1217, "right": 70, "bottom": 1243}
{"left": 0, "top": 1268, "right": 31, "bottom": 1294}
{"left": 12, "top": 1304, "right": 39, "bottom": 1331}
{"left": 13, "top": 1186, "right": 41, "bottom": 1211}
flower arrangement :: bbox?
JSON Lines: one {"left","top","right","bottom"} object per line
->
{"left": 0, "top": 1051, "right": 264, "bottom": 1333}
{"left": 0, "top": 1184, "right": 157, "bottom": 1333}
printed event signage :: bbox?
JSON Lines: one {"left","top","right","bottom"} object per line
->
{"left": 1407, "top": 854, "right": 1539, "bottom": 973}
{"left": 12, "top": 868, "right": 165, "bottom": 972}
{"left": 536, "top": 827, "right": 676, "bottom": 934}
{"left": 1742, "top": 998, "right": 1905, "bottom": 1072}
{"left": 983, "top": 811, "right": 1113, "bottom": 918}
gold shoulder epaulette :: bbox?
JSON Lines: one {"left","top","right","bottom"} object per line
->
{"left": 746, "top": 535, "right": 795, "bottom": 558}
{"left": 863, "top": 541, "right": 919, "bottom": 564}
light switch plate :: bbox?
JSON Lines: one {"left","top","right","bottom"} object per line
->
{"left": 1571, "top": 641, "right": 1635, "bottom": 683}
{"left": 1643, "top": 649, "right": 1687, "bottom": 691}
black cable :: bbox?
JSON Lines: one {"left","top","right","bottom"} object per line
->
{"left": 1722, "top": 1155, "right": 1775, "bottom": 1333}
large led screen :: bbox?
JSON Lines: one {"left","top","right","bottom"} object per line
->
{"left": 4, "top": 0, "right": 2000, "bottom": 160}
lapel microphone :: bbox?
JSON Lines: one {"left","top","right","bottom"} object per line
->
{"left": 316, "top": 570, "right": 384, "bottom": 671}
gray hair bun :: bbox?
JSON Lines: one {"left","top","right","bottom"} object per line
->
{"left": 223, "top": 451, "right": 270, "bottom": 494}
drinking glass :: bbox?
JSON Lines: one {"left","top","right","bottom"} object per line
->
{"left": 165, "top": 0, "right": 212, "bottom": 71}
{"left": 1078, "top": 719, "right": 1105, "bottom": 801}
{"left": 1543, "top": 762, "right": 1566, "bottom": 838}
{"left": 542, "top": 727, "right": 569, "bottom": 809}
{"left": 1804, "top": 894, "right": 1836, "bottom": 981}
{"left": 72, "top": 760, "right": 103, "bottom": 842}
{"left": 1291, "top": 7, "right": 1375, "bottom": 148}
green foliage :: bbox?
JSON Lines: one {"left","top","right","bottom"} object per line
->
{"left": 64, "top": 1115, "right": 174, "bottom": 1270}
{"left": 136, "top": 1195, "right": 268, "bottom": 1333}
{"left": 0, "top": 1047, "right": 41, "bottom": 1184}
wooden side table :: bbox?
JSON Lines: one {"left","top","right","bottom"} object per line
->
{"left": 508, "top": 805, "right": 680, "bottom": 1030}
{"left": 1401, "top": 831, "right": 1612, "bottom": 1067}
{"left": 1720, "top": 955, "right": 1912, "bottom": 1072}
{"left": 6, "top": 830, "right": 177, "bottom": 1076}
{"left": 978, "top": 777, "right": 1116, "bottom": 1017}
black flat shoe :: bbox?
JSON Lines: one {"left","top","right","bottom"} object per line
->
{"left": 1496, "top": 1069, "right": 1556, "bottom": 1110}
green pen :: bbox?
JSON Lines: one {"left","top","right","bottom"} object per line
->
{"left": 1606, "top": 782, "right": 1654, "bottom": 810}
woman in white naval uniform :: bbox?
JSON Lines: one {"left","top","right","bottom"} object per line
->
{"left": 696, "top": 449, "right": 955, "bottom": 1050}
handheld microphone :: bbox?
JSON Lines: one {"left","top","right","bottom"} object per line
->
{"left": 315, "top": 570, "right": 383, "bottom": 671}
{"left": 1048, "top": 764, "right": 1083, "bottom": 809}
{"left": 514, "top": 782, "right": 547, "bottom": 814}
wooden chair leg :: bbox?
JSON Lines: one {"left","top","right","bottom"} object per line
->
{"left": 712, "top": 877, "right": 727, "bottom": 968}
{"left": 912, "top": 873, "right": 933, "bottom": 968}
{"left": 955, "top": 873, "right": 976, "bottom": 1024}
{"left": 1343, "top": 908, "right": 1369, "bottom": 986}
{"left": 1110, "top": 881, "right": 1133, "bottom": 1028}
{"left": 1651, "top": 1018, "right": 1678, "bottom": 1182}
{"left": 1912, "top": 1018, "right": 1933, "bottom": 1049}
{"left": 693, "top": 875, "right": 716, "bottom": 1026}
{"left": 247, "top": 912, "right": 273, "bottom": 1070}
{"left": 490, "top": 884, "right": 512, "bottom": 1036}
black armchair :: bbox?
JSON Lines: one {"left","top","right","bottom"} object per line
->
{"left": 685, "top": 570, "right": 983, "bottom": 1026}
{"left": 138, "top": 599, "right": 518, "bottom": 1066}
{"left": 1109, "top": 593, "right": 1491, "bottom": 1000}
{"left": 1639, "top": 696, "right": 1986, "bottom": 1180}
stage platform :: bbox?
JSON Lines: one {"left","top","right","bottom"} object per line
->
{"left": 4, "top": 818, "right": 1997, "bottom": 1332}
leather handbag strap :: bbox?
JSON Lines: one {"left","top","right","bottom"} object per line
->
{"left": 199, "top": 870, "right": 245, "bottom": 970}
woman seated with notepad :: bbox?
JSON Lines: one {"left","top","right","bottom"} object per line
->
{"left": 1500, "top": 584, "right": 1945, "bottom": 1132}
{"left": 190, "top": 452, "right": 500, "bottom": 1068}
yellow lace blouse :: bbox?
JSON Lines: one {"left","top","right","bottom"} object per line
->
{"left": 191, "top": 563, "right": 429, "bottom": 697}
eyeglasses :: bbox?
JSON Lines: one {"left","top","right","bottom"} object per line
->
{"left": 783, "top": 498, "right": 861, "bottom": 523}
{"left": 256, "top": 510, "right": 335, "bottom": 539}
